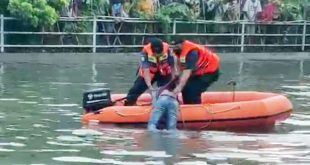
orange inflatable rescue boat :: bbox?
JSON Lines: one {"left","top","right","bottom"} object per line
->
{"left": 81, "top": 89, "right": 293, "bottom": 131}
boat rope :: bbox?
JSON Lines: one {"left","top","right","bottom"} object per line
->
{"left": 199, "top": 104, "right": 214, "bottom": 130}
{"left": 115, "top": 106, "right": 152, "bottom": 117}
{"left": 179, "top": 107, "right": 186, "bottom": 129}
{"left": 199, "top": 104, "right": 241, "bottom": 130}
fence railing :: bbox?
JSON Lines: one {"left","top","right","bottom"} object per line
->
{"left": 0, "top": 15, "right": 309, "bottom": 53}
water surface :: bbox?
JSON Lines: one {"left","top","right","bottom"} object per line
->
{"left": 0, "top": 53, "right": 309, "bottom": 165}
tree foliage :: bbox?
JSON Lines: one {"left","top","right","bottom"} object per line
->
{"left": 0, "top": 0, "right": 10, "bottom": 15}
{"left": 154, "top": 3, "right": 193, "bottom": 33}
{"left": 92, "top": 0, "right": 110, "bottom": 16}
{"left": 7, "top": 0, "right": 61, "bottom": 28}
{"left": 47, "top": 0, "right": 70, "bottom": 13}
{"left": 280, "top": 0, "right": 310, "bottom": 20}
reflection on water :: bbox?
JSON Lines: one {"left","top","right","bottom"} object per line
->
{"left": 0, "top": 54, "right": 309, "bottom": 164}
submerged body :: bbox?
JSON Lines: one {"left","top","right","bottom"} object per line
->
{"left": 148, "top": 90, "right": 179, "bottom": 131}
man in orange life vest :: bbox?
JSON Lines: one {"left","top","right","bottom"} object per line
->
{"left": 124, "top": 38, "right": 177, "bottom": 106}
{"left": 172, "top": 40, "right": 220, "bottom": 104}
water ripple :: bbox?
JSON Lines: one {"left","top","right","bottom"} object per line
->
{"left": 282, "top": 119, "right": 310, "bottom": 126}
{"left": 52, "top": 156, "right": 106, "bottom": 163}
{"left": 24, "top": 149, "right": 80, "bottom": 152}
{"left": 61, "top": 112, "right": 80, "bottom": 116}
{"left": 99, "top": 136, "right": 134, "bottom": 141}
{"left": 47, "top": 141, "right": 94, "bottom": 146}
{"left": 281, "top": 85, "right": 310, "bottom": 90}
{"left": 0, "top": 142, "right": 26, "bottom": 147}
{"left": 296, "top": 97, "right": 309, "bottom": 100}
{"left": 267, "top": 142, "right": 306, "bottom": 147}
{"left": 85, "top": 83, "right": 107, "bottom": 87}
{"left": 41, "top": 97, "right": 54, "bottom": 100}
{"left": 6, "top": 127, "right": 30, "bottom": 131}
{"left": 246, "top": 157, "right": 282, "bottom": 163}
{"left": 175, "top": 161, "right": 209, "bottom": 165}
{"left": 285, "top": 92, "right": 310, "bottom": 97}
{"left": 18, "top": 101, "right": 38, "bottom": 104}
{"left": 0, "top": 98, "right": 20, "bottom": 101}
{"left": 19, "top": 84, "right": 34, "bottom": 88}
{"left": 56, "top": 136, "right": 84, "bottom": 142}
{"left": 54, "top": 129, "right": 75, "bottom": 132}
{"left": 204, "top": 135, "right": 258, "bottom": 142}
{"left": 40, "top": 103, "right": 78, "bottom": 107}
{"left": 210, "top": 148, "right": 310, "bottom": 155}
{"left": 56, "top": 109, "right": 72, "bottom": 113}
{"left": 290, "top": 130, "right": 310, "bottom": 134}
{"left": 192, "top": 153, "right": 230, "bottom": 160}
{"left": 101, "top": 150, "right": 172, "bottom": 158}
{"left": 41, "top": 119, "right": 60, "bottom": 123}
{"left": 0, "top": 148, "right": 15, "bottom": 152}
{"left": 53, "top": 156, "right": 164, "bottom": 164}
{"left": 72, "top": 129, "right": 104, "bottom": 136}
{"left": 33, "top": 124, "right": 49, "bottom": 128}
{"left": 49, "top": 82, "right": 73, "bottom": 85}
{"left": 15, "top": 136, "right": 28, "bottom": 140}
{"left": 40, "top": 111, "right": 59, "bottom": 114}
{"left": 26, "top": 95, "right": 38, "bottom": 98}
{"left": 292, "top": 114, "right": 310, "bottom": 119}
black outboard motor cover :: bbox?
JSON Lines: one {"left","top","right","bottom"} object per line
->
{"left": 83, "top": 88, "right": 112, "bottom": 113}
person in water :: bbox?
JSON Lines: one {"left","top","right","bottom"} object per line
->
{"left": 147, "top": 78, "right": 179, "bottom": 131}
{"left": 124, "top": 37, "right": 177, "bottom": 106}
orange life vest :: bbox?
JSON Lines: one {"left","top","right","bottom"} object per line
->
{"left": 139, "top": 42, "right": 172, "bottom": 78}
{"left": 179, "top": 40, "right": 220, "bottom": 76}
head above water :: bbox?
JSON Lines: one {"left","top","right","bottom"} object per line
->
{"left": 172, "top": 39, "right": 185, "bottom": 56}
{"left": 150, "top": 38, "right": 164, "bottom": 55}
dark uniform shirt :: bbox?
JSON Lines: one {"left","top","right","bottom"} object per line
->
{"left": 182, "top": 50, "right": 199, "bottom": 71}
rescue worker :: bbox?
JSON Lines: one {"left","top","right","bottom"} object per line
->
{"left": 124, "top": 38, "right": 177, "bottom": 106}
{"left": 172, "top": 40, "right": 220, "bottom": 104}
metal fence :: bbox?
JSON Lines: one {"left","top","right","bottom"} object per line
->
{"left": 0, "top": 15, "right": 309, "bottom": 53}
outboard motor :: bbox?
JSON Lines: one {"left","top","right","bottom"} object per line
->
{"left": 82, "top": 88, "right": 112, "bottom": 113}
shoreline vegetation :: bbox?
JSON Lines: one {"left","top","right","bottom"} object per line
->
{"left": 0, "top": 0, "right": 309, "bottom": 53}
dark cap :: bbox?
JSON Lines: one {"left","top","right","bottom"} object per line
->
{"left": 150, "top": 38, "right": 163, "bottom": 54}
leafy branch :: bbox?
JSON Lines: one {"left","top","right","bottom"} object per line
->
{"left": 7, "top": 0, "right": 62, "bottom": 28}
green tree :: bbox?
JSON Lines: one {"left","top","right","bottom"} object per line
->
{"left": 299, "top": 0, "right": 310, "bottom": 20}
{"left": 154, "top": 2, "right": 193, "bottom": 40}
{"left": 8, "top": 0, "right": 59, "bottom": 28}
{"left": 0, "top": 0, "right": 10, "bottom": 15}
{"left": 280, "top": 0, "right": 310, "bottom": 20}
{"left": 47, "top": 0, "right": 70, "bottom": 11}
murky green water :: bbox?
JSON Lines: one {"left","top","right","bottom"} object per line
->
{"left": 0, "top": 53, "right": 309, "bottom": 165}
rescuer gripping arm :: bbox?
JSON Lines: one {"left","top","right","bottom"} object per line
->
{"left": 143, "top": 68, "right": 153, "bottom": 89}
{"left": 172, "top": 50, "right": 198, "bottom": 94}
{"left": 172, "top": 69, "right": 191, "bottom": 94}
{"left": 140, "top": 52, "right": 153, "bottom": 90}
